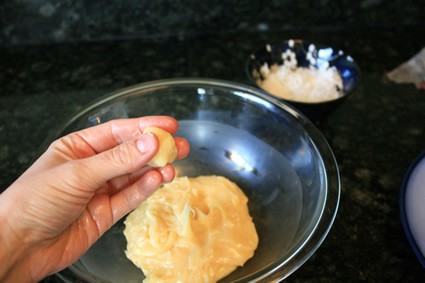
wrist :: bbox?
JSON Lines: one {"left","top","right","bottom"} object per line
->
{"left": 0, "top": 191, "right": 33, "bottom": 282}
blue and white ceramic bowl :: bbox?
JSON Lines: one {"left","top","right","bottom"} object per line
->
{"left": 247, "top": 39, "right": 360, "bottom": 121}
{"left": 400, "top": 152, "right": 425, "bottom": 268}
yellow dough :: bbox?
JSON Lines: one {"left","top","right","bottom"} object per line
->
{"left": 143, "top": 126, "right": 178, "bottom": 167}
{"left": 124, "top": 176, "right": 259, "bottom": 283}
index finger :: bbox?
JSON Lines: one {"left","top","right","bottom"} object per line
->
{"left": 78, "top": 116, "right": 179, "bottom": 153}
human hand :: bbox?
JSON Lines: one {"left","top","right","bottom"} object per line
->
{"left": 0, "top": 116, "right": 190, "bottom": 283}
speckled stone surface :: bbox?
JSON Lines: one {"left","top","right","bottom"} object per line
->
{"left": 1, "top": 0, "right": 424, "bottom": 45}
{"left": 1, "top": 25, "right": 425, "bottom": 282}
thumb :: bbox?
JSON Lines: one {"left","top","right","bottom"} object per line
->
{"left": 70, "top": 133, "right": 159, "bottom": 190}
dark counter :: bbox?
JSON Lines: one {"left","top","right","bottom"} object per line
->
{"left": 1, "top": 26, "right": 425, "bottom": 282}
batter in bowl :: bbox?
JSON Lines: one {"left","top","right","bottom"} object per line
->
{"left": 124, "top": 175, "right": 259, "bottom": 283}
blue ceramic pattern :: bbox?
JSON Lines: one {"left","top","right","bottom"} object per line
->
{"left": 400, "top": 152, "right": 425, "bottom": 268}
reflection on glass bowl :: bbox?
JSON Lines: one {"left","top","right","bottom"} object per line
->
{"left": 42, "top": 78, "right": 341, "bottom": 282}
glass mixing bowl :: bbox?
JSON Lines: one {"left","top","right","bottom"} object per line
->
{"left": 44, "top": 78, "right": 340, "bottom": 282}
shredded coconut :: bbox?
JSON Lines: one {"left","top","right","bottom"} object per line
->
{"left": 254, "top": 42, "right": 344, "bottom": 103}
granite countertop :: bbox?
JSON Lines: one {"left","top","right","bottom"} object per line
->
{"left": 1, "top": 26, "right": 425, "bottom": 282}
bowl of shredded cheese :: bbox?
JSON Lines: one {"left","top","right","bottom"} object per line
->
{"left": 49, "top": 78, "right": 340, "bottom": 282}
{"left": 247, "top": 39, "right": 360, "bottom": 121}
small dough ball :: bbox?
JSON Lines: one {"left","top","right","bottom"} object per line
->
{"left": 143, "top": 126, "right": 178, "bottom": 167}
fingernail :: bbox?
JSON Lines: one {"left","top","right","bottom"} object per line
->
{"left": 136, "top": 133, "right": 155, "bottom": 154}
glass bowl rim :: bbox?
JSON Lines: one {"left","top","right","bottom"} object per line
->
{"left": 45, "top": 78, "right": 341, "bottom": 282}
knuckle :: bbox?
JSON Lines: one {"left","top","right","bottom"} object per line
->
{"left": 109, "top": 143, "right": 138, "bottom": 169}
{"left": 52, "top": 133, "right": 95, "bottom": 158}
